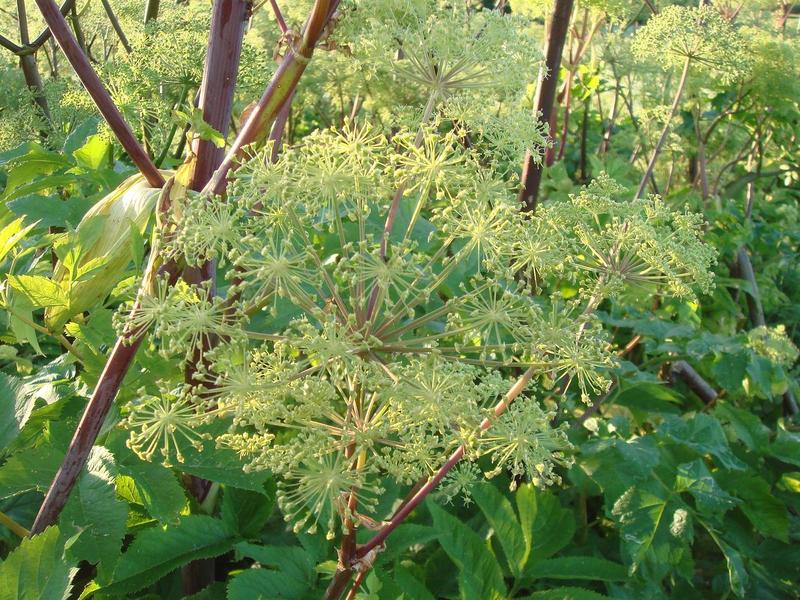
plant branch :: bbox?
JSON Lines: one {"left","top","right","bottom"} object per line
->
{"left": 0, "top": 0, "right": 75, "bottom": 56}
{"left": 518, "top": 0, "right": 575, "bottom": 212}
{"left": 0, "top": 510, "right": 30, "bottom": 538}
{"left": 33, "top": 0, "right": 164, "bottom": 187}
{"left": 633, "top": 55, "right": 691, "bottom": 199}
{"left": 204, "top": 0, "right": 334, "bottom": 196}
{"left": 100, "top": 0, "right": 132, "bottom": 53}
{"left": 355, "top": 366, "right": 535, "bottom": 558}
{"left": 670, "top": 360, "right": 717, "bottom": 405}
{"left": 28, "top": 265, "right": 181, "bottom": 536}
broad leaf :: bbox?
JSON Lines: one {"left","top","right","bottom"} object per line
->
{"left": 233, "top": 542, "right": 316, "bottom": 597}
{"left": 674, "top": 460, "right": 738, "bottom": 516}
{"left": 611, "top": 480, "right": 693, "bottom": 581}
{"left": 527, "top": 556, "right": 627, "bottom": 582}
{"left": 7, "top": 275, "right": 67, "bottom": 308}
{"left": 528, "top": 492, "right": 575, "bottom": 561}
{"left": 97, "top": 515, "right": 240, "bottom": 594}
{"left": 522, "top": 587, "right": 610, "bottom": 599}
{"left": 716, "top": 471, "right": 789, "bottom": 542}
{"left": 429, "top": 501, "right": 506, "bottom": 600}
{"left": 473, "top": 482, "right": 530, "bottom": 576}
{"left": 658, "top": 414, "right": 745, "bottom": 471}
{"left": 221, "top": 481, "right": 276, "bottom": 538}
{"left": 0, "top": 526, "right": 76, "bottom": 600}
{"left": 60, "top": 447, "right": 128, "bottom": 565}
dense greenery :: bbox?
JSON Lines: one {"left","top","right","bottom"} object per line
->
{"left": 0, "top": 1, "right": 798, "bottom": 599}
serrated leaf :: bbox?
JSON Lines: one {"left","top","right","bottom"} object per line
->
{"left": 674, "top": 460, "right": 738, "bottom": 516}
{"left": 713, "top": 402, "right": 770, "bottom": 453}
{"left": 658, "top": 414, "right": 745, "bottom": 471}
{"left": 472, "top": 482, "right": 529, "bottom": 576}
{"left": 0, "top": 442, "right": 63, "bottom": 499}
{"left": 60, "top": 447, "right": 128, "bottom": 565}
{"left": 527, "top": 556, "right": 627, "bottom": 582}
{"left": 235, "top": 542, "right": 316, "bottom": 591}
{"left": 716, "top": 471, "right": 788, "bottom": 542}
{"left": 393, "top": 566, "right": 436, "bottom": 600}
{"left": 221, "top": 481, "right": 276, "bottom": 538}
{"left": 7, "top": 274, "right": 67, "bottom": 308}
{"left": 0, "top": 526, "right": 76, "bottom": 600}
{"left": 429, "top": 501, "right": 506, "bottom": 600}
{"left": 769, "top": 427, "right": 800, "bottom": 468}
{"left": 0, "top": 217, "right": 37, "bottom": 263}
{"left": 118, "top": 459, "right": 185, "bottom": 524}
{"left": 529, "top": 492, "right": 575, "bottom": 561}
{"left": 522, "top": 587, "right": 610, "bottom": 599}
{"left": 226, "top": 568, "right": 308, "bottom": 600}
{"left": 0, "top": 372, "right": 32, "bottom": 450}
{"left": 72, "top": 135, "right": 110, "bottom": 171}
{"left": 6, "top": 290, "right": 42, "bottom": 354}
{"left": 168, "top": 433, "right": 273, "bottom": 493}
{"left": 97, "top": 515, "right": 239, "bottom": 594}
{"left": 611, "top": 481, "right": 693, "bottom": 580}
{"left": 717, "top": 537, "right": 748, "bottom": 597}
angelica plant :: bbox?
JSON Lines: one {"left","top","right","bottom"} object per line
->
{"left": 106, "top": 13, "right": 720, "bottom": 592}
{"left": 630, "top": 4, "right": 751, "bottom": 199}
{"left": 117, "top": 112, "right": 714, "bottom": 585}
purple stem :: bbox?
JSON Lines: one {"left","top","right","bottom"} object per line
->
{"left": 33, "top": 0, "right": 164, "bottom": 187}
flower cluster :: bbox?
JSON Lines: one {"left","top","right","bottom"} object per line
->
{"left": 747, "top": 325, "right": 799, "bottom": 369}
{"left": 114, "top": 5, "right": 718, "bottom": 539}
{"left": 116, "top": 111, "right": 715, "bottom": 537}
{"left": 631, "top": 5, "right": 752, "bottom": 84}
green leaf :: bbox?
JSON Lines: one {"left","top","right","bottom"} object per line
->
{"left": 0, "top": 217, "right": 37, "bottom": 263}
{"left": 429, "top": 501, "right": 506, "bottom": 600}
{"left": 674, "top": 460, "right": 738, "bottom": 516}
{"left": 227, "top": 569, "right": 308, "bottom": 600}
{"left": 0, "top": 526, "right": 77, "bottom": 600}
{"left": 175, "top": 108, "right": 225, "bottom": 148}
{"left": 713, "top": 402, "right": 770, "bottom": 453}
{"left": 170, "top": 433, "right": 273, "bottom": 493}
{"left": 229, "top": 542, "right": 316, "bottom": 599}
{"left": 522, "top": 587, "right": 610, "bottom": 599}
{"left": 769, "top": 427, "right": 800, "bottom": 468}
{"left": 6, "top": 194, "right": 95, "bottom": 229}
{"left": 6, "top": 275, "right": 67, "bottom": 308}
{"left": 97, "top": 515, "right": 239, "bottom": 594}
{"left": 393, "top": 566, "right": 436, "bottom": 600}
{"left": 112, "top": 447, "right": 186, "bottom": 524}
{"left": 72, "top": 135, "right": 110, "bottom": 171}
{"left": 580, "top": 437, "right": 661, "bottom": 503}
{"left": 528, "top": 492, "right": 575, "bottom": 561}
{"left": 6, "top": 291, "right": 42, "bottom": 354}
{"left": 717, "top": 537, "right": 749, "bottom": 597}
{"left": 472, "top": 482, "right": 529, "bottom": 576}
{"left": 1, "top": 144, "right": 70, "bottom": 198}
{"left": 221, "top": 481, "right": 276, "bottom": 538}
{"left": 716, "top": 471, "right": 789, "bottom": 542}
{"left": 516, "top": 482, "right": 537, "bottom": 562}
{"left": 379, "top": 523, "right": 438, "bottom": 563}
{"left": 0, "top": 442, "right": 64, "bottom": 499}
{"left": 612, "top": 382, "right": 682, "bottom": 424}
{"left": 611, "top": 481, "right": 693, "bottom": 580}
{"left": 0, "top": 372, "right": 33, "bottom": 450}
{"left": 658, "top": 414, "right": 745, "bottom": 471}
{"left": 60, "top": 447, "right": 128, "bottom": 565}
{"left": 527, "top": 556, "right": 627, "bottom": 582}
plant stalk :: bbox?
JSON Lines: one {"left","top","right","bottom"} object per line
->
{"left": 34, "top": 0, "right": 164, "bottom": 187}
{"left": 518, "top": 0, "right": 575, "bottom": 212}
{"left": 633, "top": 55, "right": 691, "bottom": 200}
